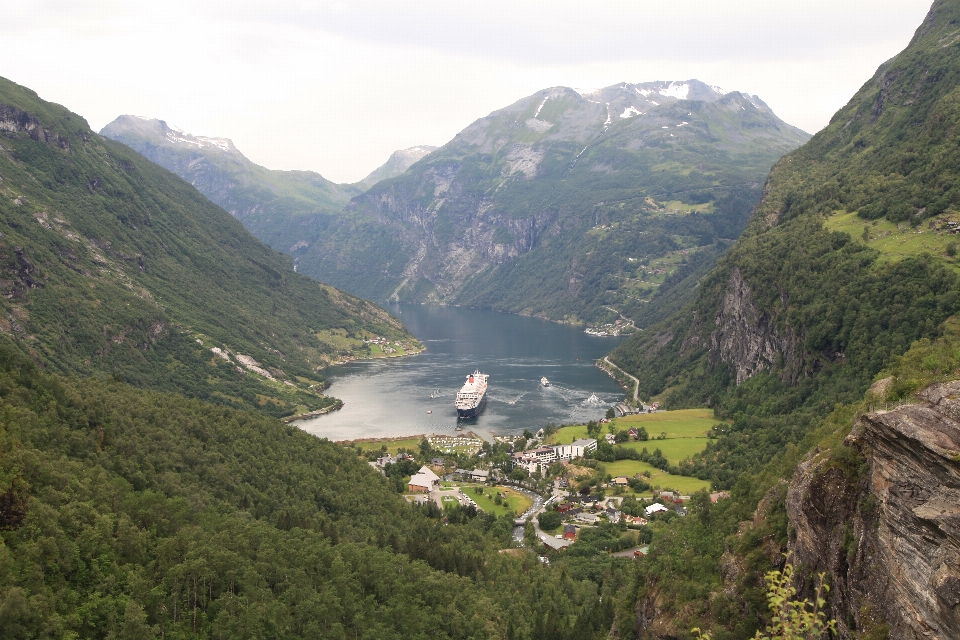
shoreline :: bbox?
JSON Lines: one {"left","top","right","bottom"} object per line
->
{"left": 319, "top": 344, "right": 426, "bottom": 370}
{"left": 335, "top": 431, "right": 480, "bottom": 445}
{"left": 282, "top": 400, "right": 344, "bottom": 423}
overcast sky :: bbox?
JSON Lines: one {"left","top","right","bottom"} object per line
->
{"left": 1, "top": 1, "right": 934, "bottom": 183}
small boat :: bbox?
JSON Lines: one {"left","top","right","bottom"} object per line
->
{"left": 541, "top": 377, "right": 550, "bottom": 387}
{"left": 427, "top": 410, "right": 432, "bottom": 414}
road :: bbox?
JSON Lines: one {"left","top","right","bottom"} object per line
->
{"left": 603, "top": 356, "right": 640, "bottom": 403}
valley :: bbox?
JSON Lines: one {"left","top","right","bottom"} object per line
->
{"left": 5, "top": 1, "right": 960, "bottom": 639}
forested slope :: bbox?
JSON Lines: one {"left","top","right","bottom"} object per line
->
{"left": 0, "top": 343, "right": 623, "bottom": 639}
{"left": 611, "top": 0, "right": 960, "bottom": 484}
{"left": 100, "top": 116, "right": 365, "bottom": 254}
{"left": 600, "top": 1, "right": 960, "bottom": 636}
{"left": 0, "top": 77, "right": 417, "bottom": 417}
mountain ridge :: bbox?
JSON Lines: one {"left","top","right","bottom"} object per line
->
{"left": 0, "top": 76, "right": 419, "bottom": 417}
{"left": 294, "top": 80, "right": 809, "bottom": 326}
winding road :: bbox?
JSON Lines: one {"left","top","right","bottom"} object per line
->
{"left": 602, "top": 356, "right": 640, "bottom": 403}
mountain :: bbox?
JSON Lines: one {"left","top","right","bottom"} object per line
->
{"left": 604, "top": 1, "right": 960, "bottom": 636}
{"left": 100, "top": 115, "right": 366, "bottom": 254}
{"left": 293, "top": 80, "right": 810, "bottom": 326}
{"left": 0, "top": 77, "right": 419, "bottom": 418}
{"left": 360, "top": 145, "right": 438, "bottom": 188}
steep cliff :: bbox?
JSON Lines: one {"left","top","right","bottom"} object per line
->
{"left": 787, "top": 380, "right": 960, "bottom": 639}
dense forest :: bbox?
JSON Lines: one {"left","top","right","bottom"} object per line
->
{"left": 0, "top": 341, "right": 634, "bottom": 639}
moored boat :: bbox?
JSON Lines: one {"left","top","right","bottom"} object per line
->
{"left": 541, "top": 376, "right": 550, "bottom": 387}
{"left": 456, "top": 370, "right": 488, "bottom": 419}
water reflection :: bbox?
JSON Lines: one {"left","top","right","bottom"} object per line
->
{"left": 295, "top": 304, "right": 625, "bottom": 441}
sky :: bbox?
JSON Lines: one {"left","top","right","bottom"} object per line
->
{"left": 1, "top": 0, "right": 935, "bottom": 183}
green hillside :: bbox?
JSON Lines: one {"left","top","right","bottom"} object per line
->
{"left": 295, "top": 82, "right": 809, "bottom": 327}
{"left": 0, "top": 77, "right": 418, "bottom": 417}
{"left": 611, "top": 0, "right": 960, "bottom": 478}
{"left": 597, "top": 1, "right": 960, "bottom": 635}
{"left": 0, "top": 343, "right": 620, "bottom": 639}
{"left": 100, "top": 116, "right": 365, "bottom": 254}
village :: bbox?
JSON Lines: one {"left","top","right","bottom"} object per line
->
{"left": 359, "top": 408, "right": 728, "bottom": 558}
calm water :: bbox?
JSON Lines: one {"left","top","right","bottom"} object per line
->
{"left": 294, "top": 304, "right": 626, "bottom": 441}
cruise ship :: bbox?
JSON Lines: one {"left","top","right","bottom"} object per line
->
{"left": 455, "top": 370, "right": 488, "bottom": 419}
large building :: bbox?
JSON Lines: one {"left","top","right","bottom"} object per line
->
{"left": 552, "top": 438, "right": 597, "bottom": 461}
{"left": 407, "top": 466, "right": 440, "bottom": 492}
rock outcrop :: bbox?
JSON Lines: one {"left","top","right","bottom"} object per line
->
{"left": 709, "top": 267, "right": 799, "bottom": 385}
{"left": 786, "top": 381, "right": 960, "bottom": 639}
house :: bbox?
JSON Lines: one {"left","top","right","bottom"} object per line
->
{"left": 563, "top": 524, "right": 577, "bottom": 540}
{"left": 408, "top": 466, "right": 440, "bottom": 492}
{"left": 408, "top": 475, "right": 433, "bottom": 492}
{"left": 612, "top": 477, "right": 629, "bottom": 486}
{"left": 627, "top": 428, "right": 639, "bottom": 439}
{"left": 417, "top": 466, "right": 440, "bottom": 484}
{"left": 576, "top": 512, "right": 599, "bottom": 524}
{"left": 605, "top": 508, "right": 621, "bottom": 523}
{"left": 675, "top": 506, "right": 688, "bottom": 517}
{"left": 376, "top": 454, "right": 397, "bottom": 468}
{"left": 644, "top": 503, "right": 670, "bottom": 516}
{"left": 471, "top": 469, "right": 490, "bottom": 483}
{"left": 431, "top": 457, "right": 446, "bottom": 466}
{"left": 625, "top": 515, "right": 648, "bottom": 526}
{"left": 605, "top": 433, "right": 616, "bottom": 444}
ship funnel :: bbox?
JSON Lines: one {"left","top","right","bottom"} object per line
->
{"left": 469, "top": 375, "right": 474, "bottom": 383}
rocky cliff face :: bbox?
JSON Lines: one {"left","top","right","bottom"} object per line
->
{"left": 708, "top": 266, "right": 799, "bottom": 385}
{"left": 787, "top": 381, "right": 960, "bottom": 639}
{"left": 295, "top": 81, "right": 808, "bottom": 324}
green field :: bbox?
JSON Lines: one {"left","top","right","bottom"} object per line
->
{"left": 603, "top": 459, "right": 710, "bottom": 495}
{"left": 620, "top": 439, "right": 709, "bottom": 464}
{"left": 466, "top": 485, "right": 532, "bottom": 517}
{"left": 610, "top": 408, "right": 723, "bottom": 438}
{"left": 547, "top": 408, "right": 722, "bottom": 444}
{"left": 349, "top": 436, "right": 424, "bottom": 453}
{"left": 824, "top": 210, "right": 960, "bottom": 273}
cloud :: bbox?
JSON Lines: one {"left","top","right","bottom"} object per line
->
{"left": 0, "top": 0, "right": 934, "bottom": 182}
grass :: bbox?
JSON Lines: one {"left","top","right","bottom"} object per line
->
{"left": 348, "top": 436, "right": 424, "bottom": 454}
{"left": 603, "top": 459, "right": 710, "bottom": 495}
{"left": 546, "top": 409, "right": 715, "bottom": 495}
{"left": 547, "top": 409, "right": 723, "bottom": 444}
{"left": 610, "top": 408, "right": 723, "bottom": 438}
{"left": 546, "top": 425, "right": 591, "bottom": 444}
{"left": 823, "top": 210, "right": 960, "bottom": 274}
{"left": 466, "top": 485, "right": 532, "bottom": 518}
{"left": 619, "top": 440, "right": 709, "bottom": 465}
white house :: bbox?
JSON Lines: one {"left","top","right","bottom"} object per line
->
{"left": 644, "top": 503, "right": 670, "bottom": 516}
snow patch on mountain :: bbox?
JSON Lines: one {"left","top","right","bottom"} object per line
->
{"left": 534, "top": 95, "right": 549, "bottom": 119}
{"left": 619, "top": 106, "right": 643, "bottom": 118}
{"left": 660, "top": 82, "right": 690, "bottom": 99}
